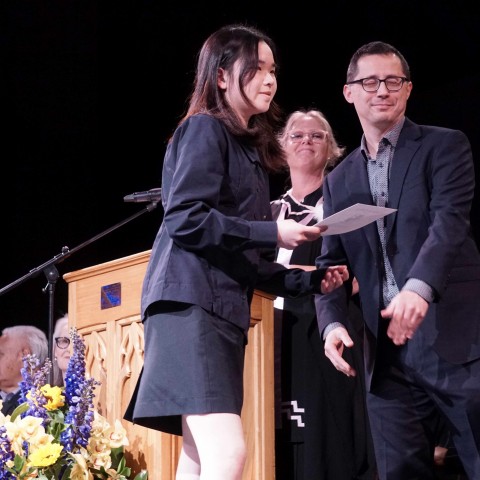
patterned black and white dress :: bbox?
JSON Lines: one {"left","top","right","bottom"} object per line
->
{"left": 271, "top": 186, "right": 377, "bottom": 480}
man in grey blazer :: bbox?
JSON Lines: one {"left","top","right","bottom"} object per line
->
{"left": 315, "top": 41, "right": 480, "bottom": 479}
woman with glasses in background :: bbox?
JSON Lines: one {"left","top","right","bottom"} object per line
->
{"left": 52, "top": 314, "right": 71, "bottom": 387}
{"left": 271, "top": 109, "right": 377, "bottom": 480}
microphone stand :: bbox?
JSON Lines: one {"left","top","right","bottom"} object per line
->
{"left": 0, "top": 201, "right": 159, "bottom": 383}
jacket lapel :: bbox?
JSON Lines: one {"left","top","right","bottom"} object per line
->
{"left": 386, "top": 120, "right": 422, "bottom": 241}
{"left": 344, "top": 153, "right": 379, "bottom": 254}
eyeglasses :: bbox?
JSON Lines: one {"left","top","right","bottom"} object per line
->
{"left": 55, "top": 337, "right": 70, "bottom": 349}
{"left": 289, "top": 131, "right": 328, "bottom": 143}
{"left": 346, "top": 76, "right": 409, "bottom": 92}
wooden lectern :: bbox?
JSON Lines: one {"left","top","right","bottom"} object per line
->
{"left": 63, "top": 251, "right": 275, "bottom": 480}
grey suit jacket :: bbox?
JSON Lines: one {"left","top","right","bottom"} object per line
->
{"left": 315, "top": 117, "right": 480, "bottom": 388}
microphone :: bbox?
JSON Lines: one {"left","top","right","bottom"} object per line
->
{"left": 124, "top": 188, "right": 162, "bottom": 203}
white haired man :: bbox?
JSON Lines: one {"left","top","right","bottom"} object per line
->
{"left": 0, "top": 325, "right": 48, "bottom": 415}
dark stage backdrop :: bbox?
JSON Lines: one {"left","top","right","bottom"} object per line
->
{"left": 1, "top": 1, "right": 479, "bottom": 333}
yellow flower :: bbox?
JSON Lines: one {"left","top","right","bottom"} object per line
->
{"left": 1, "top": 338, "right": 148, "bottom": 480}
{"left": 40, "top": 384, "right": 65, "bottom": 410}
{"left": 27, "top": 442, "right": 63, "bottom": 467}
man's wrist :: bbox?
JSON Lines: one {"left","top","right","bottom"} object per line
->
{"left": 403, "top": 278, "right": 434, "bottom": 303}
{"left": 322, "top": 322, "right": 344, "bottom": 341}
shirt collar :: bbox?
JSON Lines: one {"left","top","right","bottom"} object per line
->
{"left": 360, "top": 116, "right": 406, "bottom": 160}
{"left": 0, "top": 389, "right": 19, "bottom": 400}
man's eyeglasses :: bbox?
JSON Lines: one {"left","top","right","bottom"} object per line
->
{"left": 289, "top": 131, "right": 328, "bottom": 143}
{"left": 55, "top": 337, "right": 70, "bottom": 349}
{"left": 346, "top": 76, "right": 409, "bottom": 92}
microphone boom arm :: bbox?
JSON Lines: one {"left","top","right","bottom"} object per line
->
{"left": 0, "top": 201, "right": 158, "bottom": 297}
{"left": 0, "top": 201, "right": 159, "bottom": 383}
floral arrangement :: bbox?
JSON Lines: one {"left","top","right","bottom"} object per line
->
{"left": 0, "top": 328, "right": 148, "bottom": 480}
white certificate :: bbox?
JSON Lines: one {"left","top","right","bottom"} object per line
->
{"left": 316, "top": 203, "right": 397, "bottom": 235}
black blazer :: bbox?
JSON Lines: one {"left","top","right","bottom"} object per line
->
{"left": 1, "top": 390, "right": 22, "bottom": 416}
{"left": 142, "top": 114, "right": 326, "bottom": 333}
{"left": 315, "top": 118, "right": 480, "bottom": 389}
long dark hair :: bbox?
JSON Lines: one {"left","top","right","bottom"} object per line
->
{"left": 179, "top": 24, "right": 286, "bottom": 172}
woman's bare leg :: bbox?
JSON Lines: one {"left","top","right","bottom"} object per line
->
{"left": 176, "top": 415, "right": 202, "bottom": 479}
{"left": 179, "top": 412, "right": 246, "bottom": 480}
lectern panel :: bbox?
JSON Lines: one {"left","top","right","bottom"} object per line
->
{"left": 64, "top": 251, "right": 275, "bottom": 480}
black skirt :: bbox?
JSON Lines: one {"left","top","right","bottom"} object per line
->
{"left": 124, "top": 301, "right": 247, "bottom": 436}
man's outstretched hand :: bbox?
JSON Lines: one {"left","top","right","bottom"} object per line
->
{"left": 324, "top": 326, "right": 356, "bottom": 377}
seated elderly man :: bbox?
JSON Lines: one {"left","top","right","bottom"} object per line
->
{"left": 0, "top": 325, "right": 48, "bottom": 415}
